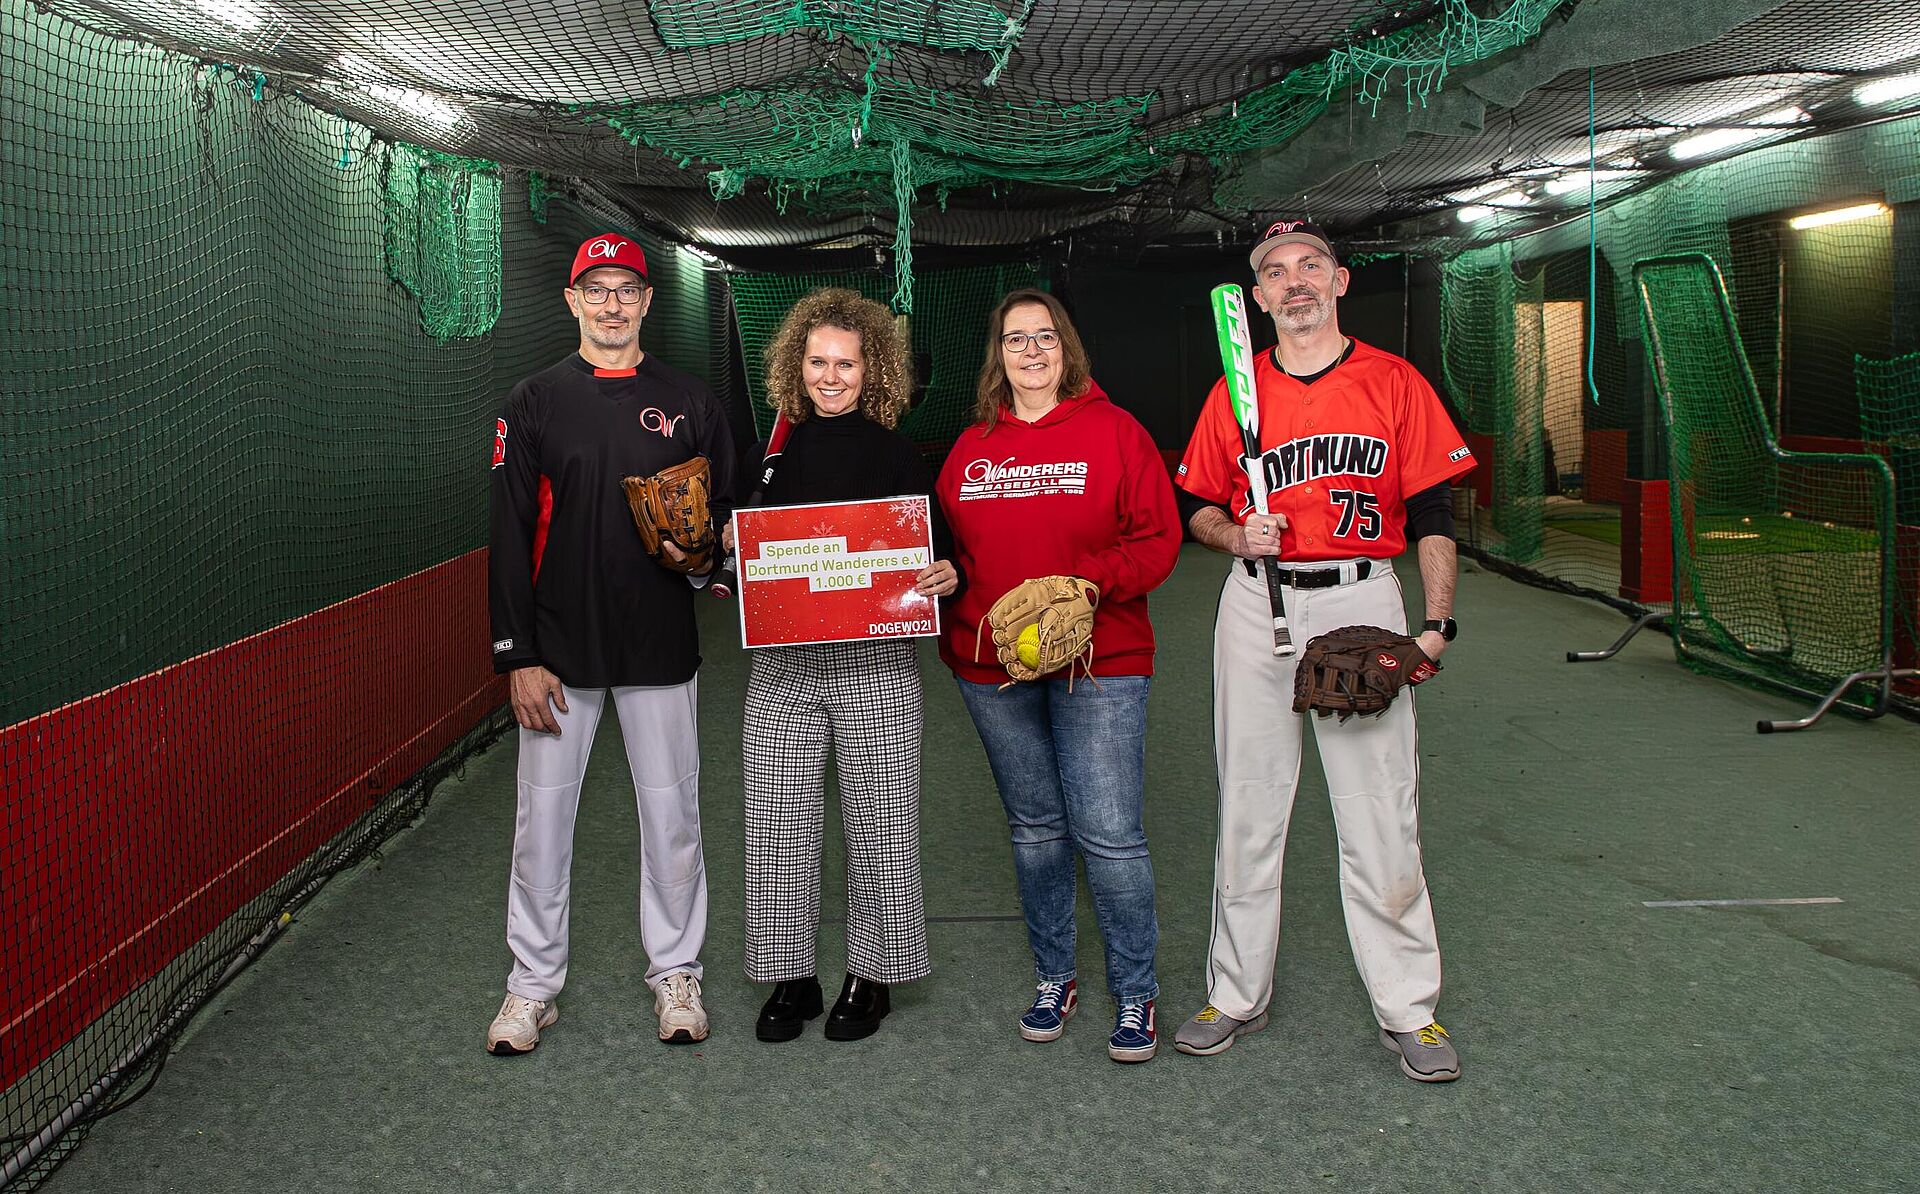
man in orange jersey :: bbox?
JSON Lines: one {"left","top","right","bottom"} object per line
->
{"left": 1171, "top": 220, "right": 1475, "bottom": 1082}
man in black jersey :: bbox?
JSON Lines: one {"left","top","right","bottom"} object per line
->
{"left": 484, "top": 234, "right": 737, "bottom": 1054}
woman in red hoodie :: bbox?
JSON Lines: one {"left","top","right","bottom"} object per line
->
{"left": 936, "top": 288, "right": 1182, "bottom": 1063}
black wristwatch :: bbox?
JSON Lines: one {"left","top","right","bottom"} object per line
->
{"left": 1424, "top": 617, "right": 1458, "bottom": 642}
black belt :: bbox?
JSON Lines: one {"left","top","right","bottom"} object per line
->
{"left": 1239, "top": 558, "right": 1373, "bottom": 587}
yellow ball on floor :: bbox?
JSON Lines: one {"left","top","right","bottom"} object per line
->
{"left": 1016, "top": 623, "right": 1041, "bottom": 669}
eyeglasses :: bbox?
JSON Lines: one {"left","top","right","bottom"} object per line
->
{"left": 577, "top": 284, "right": 645, "bottom": 306}
{"left": 1001, "top": 330, "right": 1060, "bottom": 352}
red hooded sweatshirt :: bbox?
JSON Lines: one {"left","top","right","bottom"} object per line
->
{"left": 936, "top": 381, "right": 1182, "bottom": 685}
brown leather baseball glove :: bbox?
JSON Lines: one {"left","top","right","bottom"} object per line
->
{"left": 979, "top": 575, "right": 1099, "bottom": 683}
{"left": 622, "top": 455, "right": 715, "bottom": 575}
{"left": 1291, "top": 625, "right": 1439, "bottom": 721}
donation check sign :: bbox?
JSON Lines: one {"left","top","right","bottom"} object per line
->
{"left": 734, "top": 497, "right": 941, "bottom": 649}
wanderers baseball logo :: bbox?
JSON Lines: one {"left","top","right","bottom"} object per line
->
{"left": 956, "top": 456, "right": 1089, "bottom": 501}
{"left": 586, "top": 237, "right": 629, "bottom": 259}
{"left": 640, "top": 407, "right": 686, "bottom": 438}
{"left": 492, "top": 418, "right": 507, "bottom": 468}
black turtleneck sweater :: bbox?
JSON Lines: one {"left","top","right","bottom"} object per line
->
{"left": 751, "top": 409, "right": 963, "bottom": 594}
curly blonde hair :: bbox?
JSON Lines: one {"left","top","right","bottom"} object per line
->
{"left": 762, "top": 288, "right": 914, "bottom": 428}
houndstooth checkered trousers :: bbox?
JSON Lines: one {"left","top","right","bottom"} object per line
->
{"left": 743, "top": 638, "right": 931, "bottom": 984}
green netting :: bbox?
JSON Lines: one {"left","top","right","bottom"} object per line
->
{"left": 587, "top": 0, "right": 1567, "bottom": 306}
{"left": 1439, "top": 242, "right": 1545, "bottom": 562}
{"left": 1855, "top": 352, "right": 1920, "bottom": 659}
{"left": 1158, "top": 0, "right": 1569, "bottom": 161}
{"left": 1635, "top": 254, "right": 1895, "bottom": 700}
{"left": 0, "top": 4, "right": 721, "bottom": 1182}
{"left": 1436, "top": 113, "right": 1920, "bottom": 711}
{"left": 647, "top": 0, "right": 1033, "bottom": 78}
{"left": 728, "top": 261, "right": 1042, "bottom": 446}
{"left": 381, "top": 143, "right": 503, "bottom": 341}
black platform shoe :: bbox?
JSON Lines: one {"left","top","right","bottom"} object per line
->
{"left": 756, "top": 977, "right": 824, "bottom": 1042}
{"left": 823, "top": 975, "right": 891, "bottom": 1041}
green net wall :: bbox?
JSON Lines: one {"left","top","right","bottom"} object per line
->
{"left": 728, "top": 261, "right": 1041, "bottom": 449}
{"left": 1635, "top": 255, "right": 1895, "bottom": 699}
{"left": 1855, "top": 353, "right": 1920, "bottom": 667}
{"left": 1436, "top": 115, "right": 1920, "bottom": 710}
{"left": 0, "top": 3, "right": 717, "bottom": 1184}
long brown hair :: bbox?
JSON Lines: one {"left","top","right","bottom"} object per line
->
{"left": 973, "top": 288, "right": 1092, "bottom": 433}
{"left": 763, "top": 287, "right": 914, "bottom": 427}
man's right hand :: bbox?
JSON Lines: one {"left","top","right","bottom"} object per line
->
{"left": 510, "top": 665, "right": 568, "bottom": 735}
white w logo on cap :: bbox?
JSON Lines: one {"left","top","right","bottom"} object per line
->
{"left": 587, "top": 238, "right": 628, "bottom": 258}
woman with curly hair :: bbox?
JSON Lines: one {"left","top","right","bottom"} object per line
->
{"left": 741, "top": 287, "right": 961, "bottom": 1043}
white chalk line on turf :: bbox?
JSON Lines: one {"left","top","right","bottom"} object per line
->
{"left": 1641, "top": 897, "right": 1843, "bottom": 908}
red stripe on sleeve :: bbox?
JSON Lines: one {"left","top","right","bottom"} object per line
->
{"left": 531, "top": 475, "right": 553, "bottom": 583}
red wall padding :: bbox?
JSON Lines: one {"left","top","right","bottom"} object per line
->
{"left": 0, "top": 549, "right": 504, "bottom": 1092}
{"left": 1584, "top": 429, "right": 1627, "bottom": 505}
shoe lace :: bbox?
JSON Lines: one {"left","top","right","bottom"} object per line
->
{"left": 1031, "top": 981, "right": 1066, "bottom": 1012}
{"left": 664, "top": 975, "right": 697, "bottom": 1011}
{"left": 1117, "top": 1003, "right": 1148, "bottom": 1033}
{"left": 1194, "top": 1006, "right": 1221, "bottom": 1024}
{"left": 1415, "top": 1023, "right": 1449, "bottom": 1047}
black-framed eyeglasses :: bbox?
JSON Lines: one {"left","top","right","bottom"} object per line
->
{"left": 577, "top": 284, "right": 645, "bottom": 306}
{"left": 1001, "top": 330, "right": 1060, "bottom": 352}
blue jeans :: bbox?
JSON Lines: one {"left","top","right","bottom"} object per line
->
{"left": 956, "top": 675, "right": 1158, "bottom": 1003}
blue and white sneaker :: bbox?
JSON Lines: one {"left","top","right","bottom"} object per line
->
{"left": 1019, "top": 979, "right": 1078, "bottom": 1042}
{"left": 1108, "top": 999, "right": 1156, "bottom": 1063}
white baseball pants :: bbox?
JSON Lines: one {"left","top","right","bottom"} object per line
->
{"left": 505, "top": 679, "right": 707, "bottom": 1002}
{"left": 1207, "top": 559, "right": 1442, "bottom": 1033}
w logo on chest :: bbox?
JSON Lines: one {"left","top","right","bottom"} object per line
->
{"left": 640, "top": 407, "right": 686, "bottom": 438}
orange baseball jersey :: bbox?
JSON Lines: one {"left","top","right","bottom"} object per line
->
{"left": 1176, "top": 338, "right": 1475, "bottom": 561}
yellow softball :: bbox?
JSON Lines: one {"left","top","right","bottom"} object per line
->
{"left": 1016, "top": 623, "right": 1041, "bottom": 670}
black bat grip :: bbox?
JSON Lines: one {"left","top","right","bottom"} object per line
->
{"left": 1259, "top": 556, "right": 1293, "bottom": 655}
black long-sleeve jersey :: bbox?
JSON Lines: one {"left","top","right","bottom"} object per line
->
{"left": 489, "top": 352, "right": 737, "bottom": 687}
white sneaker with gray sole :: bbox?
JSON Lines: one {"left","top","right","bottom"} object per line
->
{"left": 1173, "top": 1004, "right": 1269, "bottom": 1056}
{"left": 1380, "top": 1022, "right": 1461, "bottom": 1082}
{"left": 656, "top": 972, "right": 710, "bottom": 1043}
{"left": 487, "top": 993, "right": 557, "bottom": 1055}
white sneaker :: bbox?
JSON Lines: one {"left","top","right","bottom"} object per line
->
{"left": 656, "top": 972, "right": 710, "bottom": 1043}
{"left": 486, "top": 993, "right": 557, "bottom": 1055}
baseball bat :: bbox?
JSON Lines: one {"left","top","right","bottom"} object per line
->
{"left": 1209, "top": 283, "right": 1295, "bottom": 657}
{"left": 709, "top": 411, "right": 794, "bottom": 599}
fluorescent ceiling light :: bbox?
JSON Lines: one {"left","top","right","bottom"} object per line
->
{"left": 373, "top": 31, "right": 472, "bottom": 91}
{"left": 186, "top": 0, "right": 270, "bottom": 29}
{"left": 1681, "top": 91, "right": 1785, "bottom": 124}
{"left": 368, "top": 83, "right": 465, "bottom": 128}
{"left": 1488, "top": 190, "right": 1532, "bottom": 207}
{"left": 1788, "top": 201, "right": 1890, "bottom": 230}
{"left": 1457, "top": 205, "right": 1496, "bottom": 223}
{"left": 1545, "top": 169, "right": 1638, "bottom": 195}
{"left": 1447, "top": 180, "right": 1508, "bottom": 203}
{"left": 1855, "top": 72, "right": 1920, "bottom": 107}
{"left": 1669, "top": 106, "right": 1808, "bottom": 161}
{"left": 334, "top": 52, "right": 382, "bottom": 80}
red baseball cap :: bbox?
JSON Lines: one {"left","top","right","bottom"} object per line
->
{"left": 569, "top": 234, "right": 649, "bottom": 286}
{"left": 1248, "top": 218, "right": 1338, "bottom": 271}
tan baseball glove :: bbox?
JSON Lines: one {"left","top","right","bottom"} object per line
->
{"left": 979, "top": 575, "right": 1100, "bottom": 683}
{"left": 622, "top": 455, "right": 715, "bottom": 575}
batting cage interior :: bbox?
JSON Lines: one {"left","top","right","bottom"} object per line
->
{"left": 3, "top": 0, "right": 1917, "bottom": 1189}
